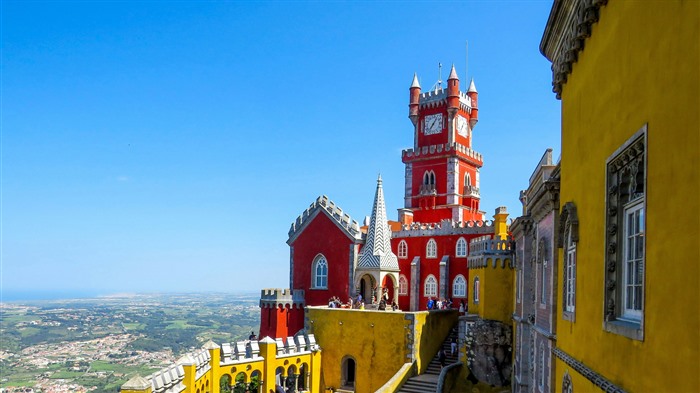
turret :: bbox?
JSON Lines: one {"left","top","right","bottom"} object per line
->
{"left": 409, "top": 73, "right": 421, "bottom": 125}
{"left": 467, "top": 78, "right": 479, "bottom": 127}
{"left": 447, "top": 64, "right": 460, "bottom": 110}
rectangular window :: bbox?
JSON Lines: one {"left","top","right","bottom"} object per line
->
{"left": 604, "top": 125, "right": 646, "bottom": 340}
{"left": 622, "top": 203, "right": 644, "bottom": 320}
{"left": 564, "top": 237, "right": 576, "bottom": 313}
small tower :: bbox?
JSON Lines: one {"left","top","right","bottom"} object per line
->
{"left": 467, "top": 79, "right": 479, "bottom": 128}
{"left": 259, "top": 289, "right": 305, "bottom": 339}
{"left": 355, "top": 176, "right": 400, "bottom": 305}
{"left": 409, "top": 73, "right": 421, "bottom": 125}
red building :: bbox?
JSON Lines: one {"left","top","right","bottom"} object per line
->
{"left": 259, "top": 65, "right": 499, "bottom": 339}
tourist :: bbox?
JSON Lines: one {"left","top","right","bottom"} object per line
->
{"left": 427, "top": 297, "right": 434, "bottom": 310}
{"left": 249, "top": 331, "right": 256, "bottom": 340}
{"left": 438, "top": 348, "right": 447, "bottom": 369}
{"left": 348, "top": 297, "right": 354, "bottom": 309}
{"left": 451, "top": 337, "right": 457, "bottom": 356}
{"left": 360, "top": 301, "right": 365, "bottom": 310}
{"left": 459, "top": 301, "right": 465, "bottom": 313}
{"left": 391, "top": 301, "right": 398, "bottom": 311}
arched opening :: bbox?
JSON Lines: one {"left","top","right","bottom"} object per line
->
{"left": 359, "top": 274, "right": 375, "bottom": 304}
{"left": 286, "top": 365, "right": 298, "bottom": 392}
{"left": 219, "top": 375, "right": 232, "bottom": 393}
{"left": 382, "top": 275, "right": 396, "bottom": 306}
{"left": 341, "top": 356, "right": 356, "bottom": 389}
{"left": 298, "top": 363, "right": 308, "bottom": 391}
{"left": 249, "top": 370, "right": 261, "bottom": 393}
{"left": 275, "top": 366, "right": 285, "bottom": 388}
{"left": 233, "top": 372, "right": 247, "bottom": 393}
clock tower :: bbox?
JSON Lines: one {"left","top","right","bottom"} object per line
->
{"left": 401, "top": 65, "right": 484, "bottom": 224}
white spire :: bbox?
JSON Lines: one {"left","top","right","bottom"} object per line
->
{"left": 411, "top": 73, "right": 421, "bottom": 88}
{"left": 448, "top": 64, "right": 459, "bottom": 80}
{"left": 358, "top": 176, "right": 399, "bottom": 270}
{"left": 468, "top": 78, "right": 478, "bottom": 93}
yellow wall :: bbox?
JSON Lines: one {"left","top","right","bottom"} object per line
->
{"left": 306, "top": 307, "right": 458, "bottom": 393}
{"left": 556, "top": 1, "right": 699, "bottom": 392}
{"left": 468, "top": 263, "right": 513, "bottom": 324}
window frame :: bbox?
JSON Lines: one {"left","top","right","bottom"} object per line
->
{"left": 424, "top": 275, "right": 437, "bottom": 297}
{"left": 473, "top": 276, "right": 480, "bottom": 304}
{"left": 398, "top": 240, "right": 408, "bottom": 259}
{"left": 311, "top": 255, "right": 328, "bottom": 289}
{"left": 455, "top": 237, "right": 467, "bottom": 257}
{"left": 621, "top": 201, "right": 644, "bottom": 321}
{"left": 563, "top": 224, "right": 576, "bottom": 316}
{"left": 426, "top": 238, "right": 437, "bottom": 259}
{"left": 452, "top": 275, "right": 467, "bottom": 297}
{"left": 399, "top": 275, "right": 408, "bottom": 295}
{"left": 603, "top": 125, "right": 646, "bottom": 341}
{"left": 538, "top": 342, "right": 545, "bottom": 391}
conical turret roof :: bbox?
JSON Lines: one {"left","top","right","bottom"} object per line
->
{"left": 411, "top": 73, "right": 421, "bottom": 88}
{"left": 358, "top": 176, "right": 399, "bottom": 270}
{"left": 468, "top": 78, "right": 478, "bottom": 93}
{"left": 448, "top": 64, "right": 459, "bottom": 80}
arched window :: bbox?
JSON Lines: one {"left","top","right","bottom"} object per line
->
{"left": 426, "top": 238, "right": 437, "bottom": 258}
{"left": 453, "top": 275, "right": 466, "bottom": 297}
{"left": 423, "top": 171, "right": 436, "bottom": 185}
{"left": 465, "top": 173, "right": 471, "bottom": 187}
{"left": 312, "top": 255, "right": 328, "bottom": 289}
{"left": 455, "top": 237, "right": 467, "bottom": 257}
{"left": 399, "top": 275, "right": 408, "bottom": 295}
{"left": 424, "top": 275, "right": 437, "bottom": 297}
{"left": 398, "top": 240, "right": 408, "bottom": 259}
{"left": 473, "top": 276, "right": 480, "bottom": 303}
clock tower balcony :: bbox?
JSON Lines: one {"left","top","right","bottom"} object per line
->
{"left": 463, "top": 185, "right": 480, "bottom": 199}
{"left": 402, "top": 142, "right": 483, "bottom": 167}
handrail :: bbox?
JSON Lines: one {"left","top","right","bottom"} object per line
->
{"left": 436, "top": 361, "right": 463, "bottom": 393}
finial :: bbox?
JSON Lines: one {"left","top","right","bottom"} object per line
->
{"left": 411, "top": 73, "right": 421, "bottom": 88}
{"left": 448, "top": 64, "right": 459, "bottom": 80}
{"left": 377, "top": 173, "right": 382, "bottom": 184}
{"left": 468, "top": 78, "right": 477, "bottom": 93}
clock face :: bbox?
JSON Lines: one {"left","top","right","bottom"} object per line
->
{"left": 424, "top": 113, "right": 443, "bottom": 135}
{"left": 457, "top": 116, "right": 469, "bottom": 137}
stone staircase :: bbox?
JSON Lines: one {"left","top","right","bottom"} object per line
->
{"left": 397, "top": 329, "right": 459, "bottom": 393}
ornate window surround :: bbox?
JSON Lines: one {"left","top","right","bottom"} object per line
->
{"left": 312, "top": 254, "right": 328, "bottom": 289}
{"left": 473, "top": 276, "right": 480, "bottom": 304}
{"left": 603, "top": 125, "right": 647, "bottom": 341}
{"left": 558, "top": 202, "right": 578, "bottom": 321}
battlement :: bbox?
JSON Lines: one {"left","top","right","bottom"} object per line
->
{"left": 418, "top": 87, "right": 473, "bottom": 111}
{"left": 402, "top": 142, "right": 483, "bottom": 164}
{"left": 392, "top": 218, "right": 494, "bottom": 238}
{"left": 288, "top": 195, "right": 362, "bottom": 242}
{"left": 259, "top": 288, "right": 305, "bottom": 308}
{"left": 468, "top": 235, "right": 515, "bottom": 268}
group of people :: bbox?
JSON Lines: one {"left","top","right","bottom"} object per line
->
{"left": 325, "top": 290, "right": 401, "bottom": 312}
{"left": 426, "top": 297, "right": 468, "bottom": 313}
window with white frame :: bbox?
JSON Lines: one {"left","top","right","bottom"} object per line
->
{"left": 473, "top": 276, "right": 480, "bottom": 303}
{"left": 399, "top": 275, "right": 408, "bottom": 295}
{"left": 398, "top": 240, "right": 408, "bottom": 259}
{"left": 622, "top": 202, "right": 644, "bottom": 320}
{"left": 455, "top": 237, "right": 467, "bottom": 257}
{"left": 564, "top": 225, "right": 576, "bottom": 314}
{"left": 452, "top": 275, "right": 466, "bottom": 297}
{"left": 538, "top": 342, "right": 545, "bottom": 390}
{"left": 312, "top": 255, "right": 328, "bottom": 289}
{"left": 603, "top": 126, "right": 646, "bottom": 340}
{"left": 424, "top": 275, "right": 437, "bottom": 297}
{"left": 426, "top": 239, "right": 437, "bottom": 258}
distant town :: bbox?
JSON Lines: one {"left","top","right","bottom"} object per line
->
{"left": 0, "top": 293, "right": 260, "bottom": 393}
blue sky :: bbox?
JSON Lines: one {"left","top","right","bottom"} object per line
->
{"left": 2, "top": 1, "right": 560, "bottom": 297}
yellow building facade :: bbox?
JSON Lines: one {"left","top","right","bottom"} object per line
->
{"left": 541, "top": 0, "right": 699, "bottom": 392}
{"left": 121, "top": 334, "right": 321, "bottom": 393}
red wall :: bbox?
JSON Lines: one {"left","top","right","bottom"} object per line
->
{"left": 291, "top": 211, "right": 355, "bottom": 306}
{"left": 259, "top": 305, "right": 304, "bottom": 339}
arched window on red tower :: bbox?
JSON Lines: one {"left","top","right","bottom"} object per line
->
{"left": 399, "top": 275, "right": 408, "bottom": 295}
{"left": 424, "top": 275, "right": 437, "bottom": 297}
{"left": 312, "top": 255, "right": 328, "bottom": 289}
{"left": 426, "top": 239, "right": 437, "bottom": 259}
{"left": 456, "top": 237, "right": 467, "bottom": 257}
{"left": 398, "top": 240, "right": 408, "bottom": 259}
{"left": 453, "top": 275, "right": 467, "bottom": 297}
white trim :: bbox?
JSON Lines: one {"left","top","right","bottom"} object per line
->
{"left": 455, "top": 237, "right": 467, "bottom": 257}
{"left": 426, "top": 238, "right": 438, "bottom": 259}
{"left": 424, "top": 275, "right": 437, "bottom": 297}
{"left": 398, "top": 240, "right": 408, "bottom": 259}
{"left": 312, "top": 254, "right": 328, "bottom": 289}
{"left": 452, "top": 275, "right": 467, "bottom": 297}
{"left": 399, "top": 275, "right": 408, "bottom": 295}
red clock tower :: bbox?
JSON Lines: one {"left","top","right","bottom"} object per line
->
{"left": 401, "top": 65, "right": 484, "bottom": 224}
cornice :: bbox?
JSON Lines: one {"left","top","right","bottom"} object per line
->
{"left": 540, "top": 0, "right": 608, "bottom": 99}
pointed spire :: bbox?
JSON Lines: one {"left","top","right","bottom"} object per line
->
{"left": 122, "top": 375, "right": 151, "bottom": 390}
{"left": 468, "top": 78, "right": 478, "bottom": 93}
{"left": 411, "top": 73, "right": 421, "bottom": 88}
{"left": 358, "top": 176, "right": 399, "bottom": 270}
{"left": 448, "top": 64, "right": 459, "bottom": 80}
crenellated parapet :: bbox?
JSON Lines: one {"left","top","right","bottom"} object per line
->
{"left": 287, "top": 195, "right": 362, "bottom": 243}
{"left": 392, "top": 218, "right": 494, "bottom": 238}
{"left": 468, "top": 235, "right": 515, "bottom": 268}
{"left": 259, "top": 288, "right": 305, "bottom": 309}
{"left": 402, "top": 142, "right": 483, "bottom": 165}
{"left": 418, "top": 87, "right": 474, "bottom": 113}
